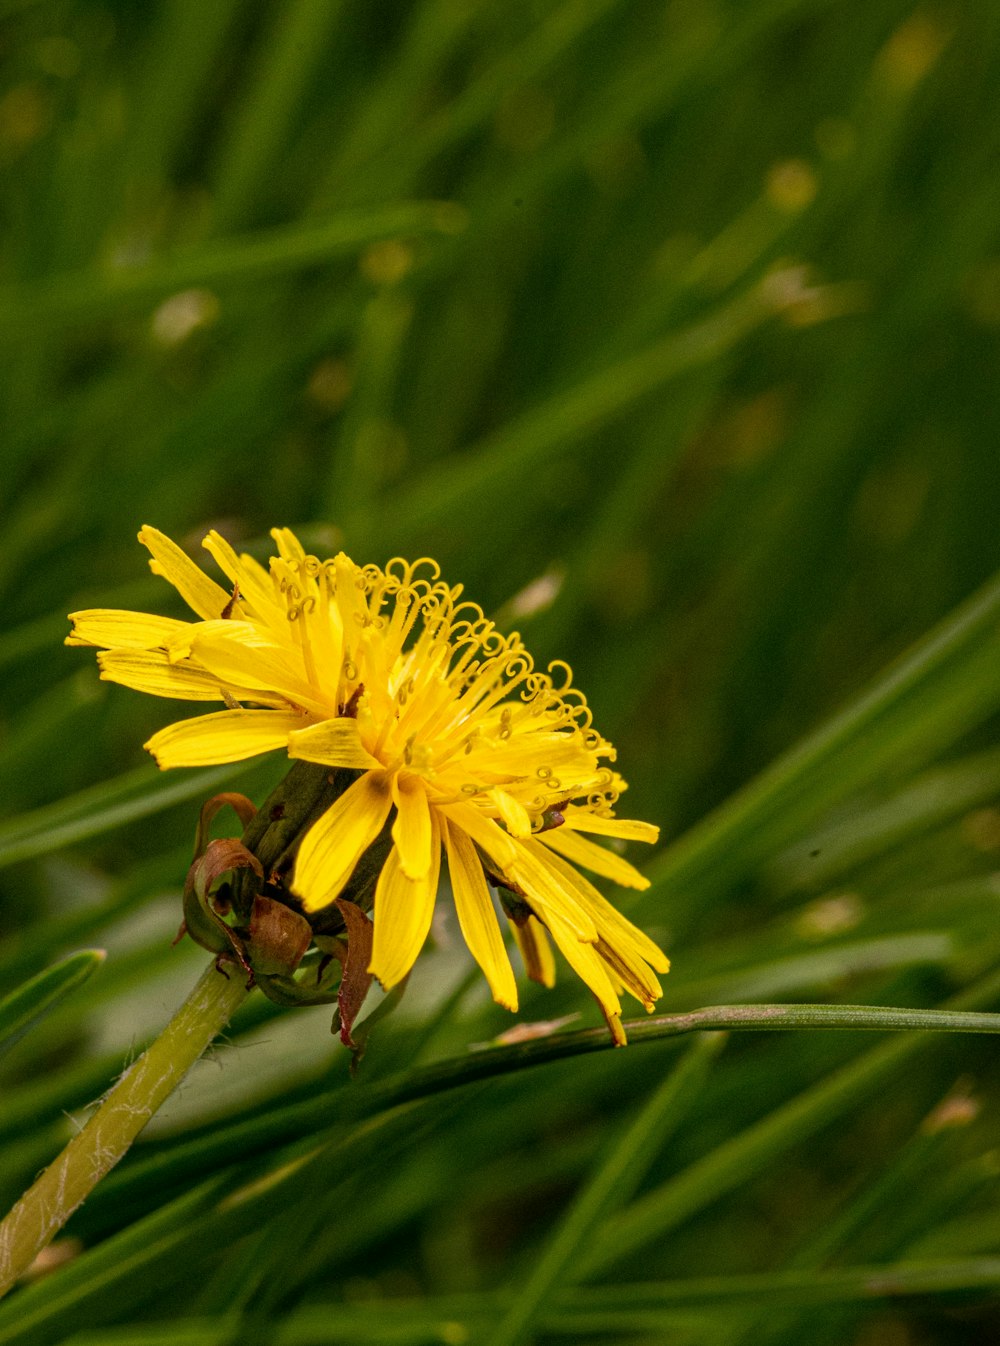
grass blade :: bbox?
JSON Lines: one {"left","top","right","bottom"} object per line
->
{"left": 0, "top": 951, "right": 104, "bottom": 1058}
{"left": 0, "top": 765, "right": 241, "bottom": 869}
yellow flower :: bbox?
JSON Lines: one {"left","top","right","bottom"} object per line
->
{"left": 68, "top": 526, "right": 668, "bottom": 1042}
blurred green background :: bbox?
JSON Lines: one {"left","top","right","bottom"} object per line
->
{"left": 4, "top": 1, "right": 1000, "bottom": 1342}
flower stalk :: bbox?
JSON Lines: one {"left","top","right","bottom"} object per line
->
{"left": 0, "top": 959, "right": 248, "bottom": 1300}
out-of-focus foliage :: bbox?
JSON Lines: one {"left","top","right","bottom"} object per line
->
{"left": 2, "top": 0, "right": 1000, "bottom": 1341}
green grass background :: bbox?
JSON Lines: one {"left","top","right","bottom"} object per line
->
{"left": 3, "top": 0, "right": 1000, "bottom": 1341}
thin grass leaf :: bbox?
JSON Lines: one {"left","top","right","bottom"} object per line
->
{"left": 119, "top": 1, "right": 243, "bottom": 194}
{"left": 0, "top": 1177, "right": 230, "bottom": 1346}
{"left": 209, "top": 0, "right": 348, "bottom": 230}
{"left": 0, "top": 1101, "right": 449, "bottom": 1346}
{"left": 81, "top": 990, "right": 1000, "bottom": 1223}
{"left": 55, "top": 1258, "right": 1000, "bottom": 1346}
{"left": 772, "top": 744, "right": 1000, "bottom": 891}
{"left": 0, "top": 765, "right": 241, "bottom": 870}
{"left": 548, "top": 1258, "right": 1000, "bottom": 1327}
{"left": 0, "top": 950, "right": 104, "bottom": 1058}
{"left": 0, "top": 204, "right": 464, "bottom": 336}
{"left": 719, "top": 1090, "right": 986, "bottom": 1346}
{"left": 358, "top": 0, "right": 627, "bottom": 197}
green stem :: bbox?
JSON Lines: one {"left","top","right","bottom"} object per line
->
{"left": 368, "top": 1000, "right": 1000, "bottom": 1105}
{"left": 0, "top": 959, "right": 248, "bottom": 1299}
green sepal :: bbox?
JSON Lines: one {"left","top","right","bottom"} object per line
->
{"left": 254, "top": 975, "right": 342, "bottom": 1008}
{"left": 181, "top": 878, "right": 237, "bottom": 960}
{"left": 497, "top": 885, "right": 533, "bottom": 925}
{"left": 181, "top": 838, "right": 264, "bottom": 977}
{"left": 230, "top": 761, "right": 359, "bottom": 921}
{"left": 253, "top": 948, "right": 344, "bottom": 1008}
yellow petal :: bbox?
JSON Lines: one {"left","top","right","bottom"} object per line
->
{"left": 184, "top": 622, "right": 331, "bottom": 717}
{"left": 369, "top": 809, "right": 442, "bottom": 989}
{"left": 392, "top": 775, "right": 434, "bottom": 879}
{"left": 543, "top": 908, "right": 622, "bottom": 1019}
{"left": 293, "top": 771, "right": 393, "bottom": 912}
{"left": 288, "top": 718, "right": 383, "bottom": 770}
{"left": 521, "top": 836, "right": 670, "bottom": 974}
{"left": 138, "top": 525, "right": 234, "bottom": 621}
{"left": 99, "top": 650, "right": 283, "bottom": 703}
{"left": 561, "top": 807, "right": 660, "bottom": 844}
{"left": 606, "top": 1013, "right": 628, "bottom": 1047}
{"left": 437, "top": 801, "right": 518, "bottom": 871}
{"left": 66, "top": 609, "right": 191, "bottom": 650}
{"left": 201, "top": 531, "right": 285, "bottom": 631}
{"left": 444, "top": 816, "right": 518, "bottom": 1010}
{"left": 271, "top": 526, "right": 307, "bottom": 563}
{"left": 506, "top": 841, "right": 598, "bottom": 942}
{"left": 511, "top": 915, "right": 556, "bottom": 988}
{"left": 465, "top": 733, "right": 597, "bottom": 782}
{"left": 144, "top": 709, "right": 307, "bottom": 767}
{"left": 489, "top": 788, "right": 533, "bottom": 838}
{"left": 539, "top": 826, "right": 650, "bottom": 890}
{"left": 595, "top": 936, "right": 662, "bottom": 1011}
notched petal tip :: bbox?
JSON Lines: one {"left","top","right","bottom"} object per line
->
{"left": 142, "top": 736, "right": 168, "bottom": 769}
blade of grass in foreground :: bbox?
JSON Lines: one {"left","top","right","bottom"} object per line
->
{"left": 0, "top": 764, "right": 241, "bottom": 870}
{"left": 0, "top": 951, "right": 104, "bottom": 1058}
{"left": 77, "top": 990, "right": 1000, "bottom": 1223}
{"left": 716, "top": 1088, "right": 987, "bottom": 1346}
{"left": 49, "top": 1258, "right": 1000, "bottom": 1346}
{"left": 548, "top": 1257, "right": 1000, "bottom": 1325}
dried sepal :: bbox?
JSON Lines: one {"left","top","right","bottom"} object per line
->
{"left": 192, "top": 792, "right": 257, "bottom": 860}
{"left": 247, "top": 895, "right": 312, "bottom": 977}
{"left": 330, "top": 899, "right": 375, "bottom": 1048}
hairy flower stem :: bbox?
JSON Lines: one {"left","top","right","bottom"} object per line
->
{"left": 0, "top": 960, "right": 248, "bottom": 1299}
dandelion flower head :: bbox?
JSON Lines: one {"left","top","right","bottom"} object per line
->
{"left": 68, "top": 527, "right": 669, "bottom": 1042}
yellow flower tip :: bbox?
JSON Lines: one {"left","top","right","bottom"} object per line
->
{"left": 142, "top": 735, "right": 167, "bottom": 769}
{"left": 71, "top": 526, "right": 667, "bottom": 1035}
{"left": 511, "top": 916, "right": 557, "bottom": 989}
{"left": 366, "top": 958, "right": 400, "bottom": 993}
{"left": 137, "top": 527, "right": 166, "bottom": 577}
{"left": 492, "top": 985, "right": 519, "bottom": 1013}
{"left": 608, "top": 1014, "right": 628, "bottom": 1047}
